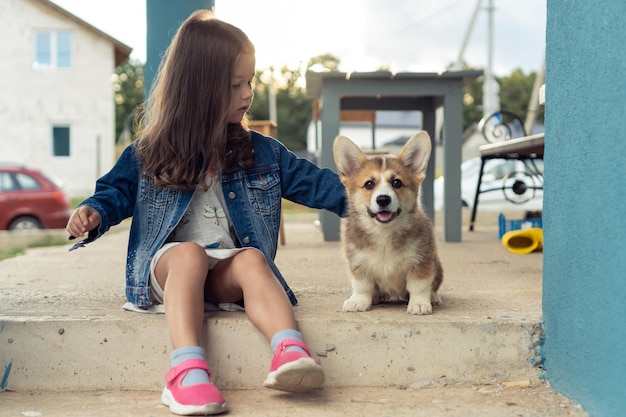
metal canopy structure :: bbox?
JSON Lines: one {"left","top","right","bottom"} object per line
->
{"left": 306, "top": 70, "right": 482, "bottom": 243}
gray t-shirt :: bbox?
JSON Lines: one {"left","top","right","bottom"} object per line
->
{"left": 170, "top": 175, "right": 236, "bottom": 249}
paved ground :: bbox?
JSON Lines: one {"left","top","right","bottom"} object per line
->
{"left": 1, "top": 384, "right": 587, "bottom": 417}
{"left": 0, "top": 210, "right": 589, "bottom": 416}
{"left": 0, "top": 210, "right": 544, "bottom": 321}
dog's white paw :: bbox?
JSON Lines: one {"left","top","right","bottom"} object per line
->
{"left": 407, "top": 299, "right": 433, "bottom": 315}
{"left": 342, "top": 294, "right": 372, "bottom": 312}
{"left": 431, "top": 292, "right": 442, "bottom": 306}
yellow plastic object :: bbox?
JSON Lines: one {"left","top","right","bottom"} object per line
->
{"left": 501, "top": 228, "right": 543, "bottom": 254}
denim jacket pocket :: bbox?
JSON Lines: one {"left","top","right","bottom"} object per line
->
{"left": 245, "top": 169, "right": 281, "bottom": 215}
{"left": 137, "top": 179, "right": 180, "bottom": 246}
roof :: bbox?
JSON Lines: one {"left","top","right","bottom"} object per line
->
{"left": 36, "top": 0, "right": 132, "bottom": 66}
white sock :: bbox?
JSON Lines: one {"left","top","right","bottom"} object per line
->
{"left": 171, "top": 346, "right": 210, "bottom": 386}
{"left": 270, "top": 329, "right": 308, "bottom": 355}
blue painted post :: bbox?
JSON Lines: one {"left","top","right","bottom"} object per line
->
{"left": 144, "top": 0, "right": 215, "bottom": 98}
{"left": 542, "top": 1, "right": 626, "bottom": 416}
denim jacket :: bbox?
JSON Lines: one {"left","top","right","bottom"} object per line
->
{"left": 70, "top": 131, "right": 347, "bottom": 307}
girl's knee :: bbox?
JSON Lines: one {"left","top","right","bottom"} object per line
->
{"left": 234, "top": 248, "right": 268, "bottom": 268}
{"left": 168, "top": 242, "right": 210, "bottom": 268}
{"left": 231, "top": 249, "right": 277, "bottom": 286}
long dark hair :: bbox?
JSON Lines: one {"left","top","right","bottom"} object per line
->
{"left": 134, "top": 9, "right": 255, "bottom": 190}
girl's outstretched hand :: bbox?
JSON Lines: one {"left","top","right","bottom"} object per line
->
{"left": 66, "top": 206, "right": 101, "bottom": 240}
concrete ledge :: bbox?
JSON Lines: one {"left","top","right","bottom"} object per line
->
{"left": 1, "top": 213, "right": 545, "bottom": 392}
{"left": 1, "top": 313, "right": 541, "bottom": 391}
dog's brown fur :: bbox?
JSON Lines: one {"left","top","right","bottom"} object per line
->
{"left": 333, "top": 131, "right": 443, "bottom": 315}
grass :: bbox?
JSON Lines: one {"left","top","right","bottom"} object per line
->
{"left": 0, "top": 197, "right": 84, "bottom": 261}
{"left": 282, "top": 199, "right": 317, "bottom": 215}
{"left": 25, "top": 234, "right": 70, "bottom": 248}
{"left": 0, "top": 247, "right": 26, "bottom": 261}
{"left": 70, "top": 196, "right": 87, "bottom": 208}
{"left": 0, "top": 234, "right": 69, "bottom": 261}
{"left": 0, "top": 195, "right": 88, "bottom": 260}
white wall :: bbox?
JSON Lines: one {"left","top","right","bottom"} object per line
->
{"left": 0, "top": 0, "right": 117, "bottom": 197}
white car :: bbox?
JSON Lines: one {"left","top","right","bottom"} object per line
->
{"left": 434, "top": 157, "right": 544, "bottom": 212}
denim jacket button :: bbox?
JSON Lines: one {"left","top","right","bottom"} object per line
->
{"left": 227, "top": 192, "right": 236, "bottom": 199}
{"left": 242, "top": 236, "right": 250, "bottom": 244}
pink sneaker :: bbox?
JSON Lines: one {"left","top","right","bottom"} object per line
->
{"left": 262, "top": 339, "right": 325, "bottom": 392}
{"left": 161, "top": 359, "right": 227, "bottom": 415}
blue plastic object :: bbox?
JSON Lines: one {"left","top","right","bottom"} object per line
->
{"left": 498, "top": 213, "right": 542, "bottom": 239}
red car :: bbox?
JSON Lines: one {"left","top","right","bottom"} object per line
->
{"left": 0, "top": 165, "right": 72, "bottom": 230}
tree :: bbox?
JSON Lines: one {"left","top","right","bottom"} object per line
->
{"left": 307, "top": 54, "right": 341, "bottom": 72}
{"left": 249, "top": 68, "right": 271, "bottom": 121}
{"left": 112, "top": 55, "right": 342, "bottom": 152}
{"left": 498, "top": 69, "right": 543, "bottom": 126}
{"left": 461, "top": 68, "right": 544, "bottom": 132}
{"left": 113, "top": 55, "right": 543, "bottom": 151}
{"left": 248, "top": 65, "right": 312, "bottom": 150}
{"left": 462, "top": 74, "right": 484, "bottom": 132}
{"left": 249, "top": 54, "right": 342, "bottom": 151}
{"left": 112, "top": 59, "right": 145, "bottom": 144}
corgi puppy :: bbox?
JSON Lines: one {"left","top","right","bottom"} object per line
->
{"left": 333, "top": 131, "right": 443, "bottom": 315}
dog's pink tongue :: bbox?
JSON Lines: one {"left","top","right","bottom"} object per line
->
{"left": 376, "top": 211, "right": 394, "bottom": 222}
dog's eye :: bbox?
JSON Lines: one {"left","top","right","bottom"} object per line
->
{"left": 364, "top": 180, "right": 375, "bottom": 190}
{"left": 392, "top": 179, "right": 403, "bottom": 189}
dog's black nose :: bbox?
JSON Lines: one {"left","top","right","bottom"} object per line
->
{"left": 376, "top": 195, "right": 391, "bottom": 207}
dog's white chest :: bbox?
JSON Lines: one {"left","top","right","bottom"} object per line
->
{"left": 350, "top": 244, "right": 419, "bottom": 292}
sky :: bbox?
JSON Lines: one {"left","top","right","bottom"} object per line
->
{"left": 51, "top": 0, "right": 546, "bottom": 76}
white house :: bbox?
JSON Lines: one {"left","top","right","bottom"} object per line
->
{"left": 0, "top": 0, "right": 131, "bottom": 197}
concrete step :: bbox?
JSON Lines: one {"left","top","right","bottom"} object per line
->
{"left": 0, "top": 384, "right": 587, "bottom": 417}
{"left": 2, "top": 213, "right": 545, "bottom": 392}
{"left": 0, "top": 302, "right": 542, "bottom": 391}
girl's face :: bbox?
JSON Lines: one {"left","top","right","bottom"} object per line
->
{"left": 228, "top": 53, "right": 255, "bottom": 124}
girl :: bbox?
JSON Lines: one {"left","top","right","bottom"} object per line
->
{"left": 66, "top": 10, "right": 346, "bottom": 416}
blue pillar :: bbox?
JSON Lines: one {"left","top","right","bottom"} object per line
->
{"left": 145, "top": 0, "right": 215, "bottom": 97}
{"left": 542, "top": 1, "right": 626, "bottom": 416}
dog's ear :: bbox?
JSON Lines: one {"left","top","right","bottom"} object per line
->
{"left": 398, "top": 131, "right": 432, "bottom": 181}
{"left": 333, "top": 136, "right": 367, "bottom": 180}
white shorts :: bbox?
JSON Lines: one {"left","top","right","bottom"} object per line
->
{"left": 149, "top": 242, "right": 245, "bottom": 304}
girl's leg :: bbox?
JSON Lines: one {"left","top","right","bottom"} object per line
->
{"left": 155, "top": 242, "right": 209, "bottom": 349}
{"left": 204, "top": 248, "right": 295, "bottom": 338}
{"left": 205, "top": 248, "right": 324, "bottom": 392}
{"left": 154, "top": 242, "right": 226, "bottom": 415}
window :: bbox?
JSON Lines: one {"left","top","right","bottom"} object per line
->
{"left": 52, "top": 126, "right": 71, "bottom": 157}
{"left": 34, "top": 30, "right": 72, "bottom": 69}
{"left": 0, "top": 173, "right": 15, "bottom": 192}
{"left": 35, "top": 32, "right": 51, "bottom": 67}
{"left": 56, "top": 32, "right": 72, "bottom": 68}
{"left": 15, "top": 173, "right": 42, "bottom": 190}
